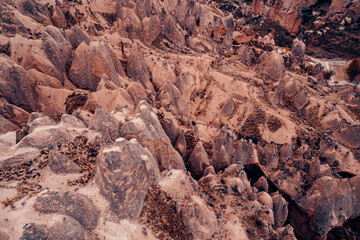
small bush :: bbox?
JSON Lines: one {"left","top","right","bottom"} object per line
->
{"left": 346, "top": 58, "right": 360, "bottom": 83}
{"left": 347, "top": 59, "right": 360, "bottom": 89}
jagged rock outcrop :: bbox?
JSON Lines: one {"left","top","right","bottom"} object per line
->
{"left": 121, "top": 101, "right": 185, "bottom": 171}
{"left": 89, "top": 106, "right": 120, "bottom": 143}
{"left": 212, "top": 127, "right": 234, "bottom": 172}
{"left": 41, "top": 26, "right": 72, "bottom": 84}
{"left": 97, "top": 137, "right": 160, "bottom": 219}
{"left": 187, "top": 141, "right": 211, "bottom": 179}
{"left": 0, "top": 56, "right": 39, "bottom": 112}
{"left": 297, "top": 176, "right": 360, "bottom": 237}
{"left": 69, "top": 41, "right": 125, "bottom": 91}
{"left": 127, "top": 43, "right": 154, "bottom": 90}
{"left": 65, "top": 25, "right": 91, "bottom": 49}
{"left": 1, "top": 0, "right": 360, "bottom": 239}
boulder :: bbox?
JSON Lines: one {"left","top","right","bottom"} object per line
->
{"left": 27, "top": 112, "right": 56, "bottom": 133}
{"left": 280, "top": 75, "right": 309, "bottom": 110}
{"left": 89, "top": 106, "right": 120, "bottom": 143}
{"left": 50, "top": 5, "right": 67, "bottom": 28}
{"left": 141, "top": 15, "right": 161, "bottom": 44}
{"left": 159, "top": 169, "right": 197, "bottom": 198}
{"left": 157, "top": 82, "right": 188, "bottom": 116}
{"left": 180, "top": 196, "right": 218, "bottom": 239}
{"left": 272, "top": 192, "right": 289, "bottom": 228}
{"left": 65, "top": 25, "right": 91, "bottom": 49}
{"left": 257, "top": 191, "right": 273, "bottom": 210}
{"left": 0, "top": 9, "right": 29, "bottom": 37}
{"left": 127, "top": 82, "right": 148, "bottom": 105}
{"left": 261, "top": 50, "right": 285, "bottom": 81}
{"left": 254, "top": 176, "right": 269, "bottom": 192}
{"left": 187, "top": 141, "right": 211, "bottom": 179}
{"left": 334, "top": 125, "right": 360, "bottom": 149}
{"left": 232, "top": 139, "right": 258, "bottom": 165}
{"left": 174, "top": 130, "right": 187, "bottom": 157}
{"left": 41, "top": 26, "right": 72, "bottom": 84}
{"left": 0, "top": 114, "right": 18, "bottom": 134}
{"left": 162, "top": 15, "right": 185, "bottom": 46}
{"left": 20, "top": 0, "right": 52, "bottom": 25}
{"left": 212, "top": 127, "right": 234, "bottom": 172}
{"left": 297, "top": 176, "right": 360, "bottom": 237}
{"left": 221, "top": 97, "right": 235, "bottom": 116}
{"left": 158, "top": 111, "right": 180, "bottom": 145}
{"left": 0, "top": 56, "right": 39, "bottom": 112}
{"left": 34, "top": 191, "right": 100, "bottom": 231}
{"left": 97, "top": 137, "right": 160, "bottom": 219}
{"left": 49, "top": 150, "right": 81, "bottom": 174}
{"left": 18, "top": 125, "right": 71, "bottom": 149}
{"left": 69, "top": 42, "right": 125, "bottom": 91}
{"left": 126, "top": 43, "right": 154, "bottom": 90}
{"left": 291, "top": 38, "right": 305, "bottom": 64}
{"left": 121, "top": 101, "right": 185, "bottom": 171}
{"left": 21, "top": 218, "right": 95, "bottom": 240}
{"left": 0, "top": 98, "right": 30, "bottom": 127}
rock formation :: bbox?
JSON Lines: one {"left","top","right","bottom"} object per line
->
{"left": 0, "top": 0, "right": 359, "bottom": 239}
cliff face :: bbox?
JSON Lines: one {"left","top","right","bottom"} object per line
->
{"left": 0, "top": 0, "right": 359, "bottom": 239}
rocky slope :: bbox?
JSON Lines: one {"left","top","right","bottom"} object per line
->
{"left": 0, "top": 0, "right": 359, "bottom": 239}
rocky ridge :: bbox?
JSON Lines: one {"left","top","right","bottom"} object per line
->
{"left": 0, "top": 0, "right": 359, "bottom": 239}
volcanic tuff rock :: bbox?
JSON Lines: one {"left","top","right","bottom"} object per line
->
{"left": 0, "top": 0, "right": 360, "bottom": 239}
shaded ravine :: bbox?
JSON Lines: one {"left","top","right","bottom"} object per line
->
{"left": 243, "top": 163, "right": 360, "bottom": 239}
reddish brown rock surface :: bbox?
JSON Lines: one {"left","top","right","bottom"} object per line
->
{"left": 0, "top": 0, "right": 359, "bottom": 239}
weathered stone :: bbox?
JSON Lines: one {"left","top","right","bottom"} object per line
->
{"left": 291, "top": 38, "right": 305, "bottom": 64}
{"left": 334, "top": 125, "right": 360, "bottom": 149}
{"left": 65, "top": 25, "right": 91, "bottom": 49}
{"left": 127, "top": 82, "right": 148, "bottom": 105}
{"left": 20, "top": 217, "right": 95, "bottom": 240}
{"left": 257, "top": 191, "right": 273, "bottom": 210}
{"left": 41, "top": 26, "right": 72, "bottom": 84}
{"left": 272, "top": 192, "right": 288, "bottom": 228}
{"left": 18, "top": 126, "right": 71, "bottom": 149}
{"left": 187, "top": 141, "right": 211, "bottom": 179}
{"left": 0, "top": 114, "right": 18, "bottom": 134}
{"left": 297, "top": 176, "right": 360, "bottom": 237}
{"left": 0, "top": 98, "right": 30, "bottom": 127}
{"left": 174, "top": 130, "right": 187, "bottom": 158}
{"left": 180, "top": 196, "right": 218, "bottom": 239}
{"left": 212, "top": 128, "right": 234, "bottom": 172}
{"left": 232, "top": 139, "right": 257, "bottom": 165}
{"left": 69, "top": 42, "right": 125, "bottom": 91}
{"left": 159, "top": 169, "right": 197, "bottom": 198}
{"left": 221, "top": 97, "right": 235, "bottom": 116}
{"left": 34, "top": 191, "right": 100, "bottom": 231}
{"left": 50, "top": 5, "right": 67, "bottom": 28}
{"left": 141, "top": 15, "right": 161, "bottom": 45}
{"left": 121, "top": 101, "right": 185, "bottom": 171}
{"left": 20, "top": 0, "right": 52, "bottom": 25}
{"left": 157, "top": 82, "right": 188, "bottom": 116}
{"left": 89, "top": 106, "right": 120, "bottom": 143}
{"left": 261, "top": 50, "right": 285, "bottom": 81}
{"left": 158, "top": 112, "right": 180, "bottom": 145}
{"left": 126, "top": 43, "right": 154, "bottom": 90}
{"left": 254, "top": 176, "right": 269, "bottom": 192}
{"left": 0, "top": 56, "right": 39, "bottom": 112}
{"left": 97, "top": 137, "right": 160, "bottom": 219}
{"left": 49, "top": 150, "right": 81, "bottom": 174}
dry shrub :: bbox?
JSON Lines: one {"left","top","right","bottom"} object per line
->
{"left": 346, "top": 58, "right": 360, "bottom": 85}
